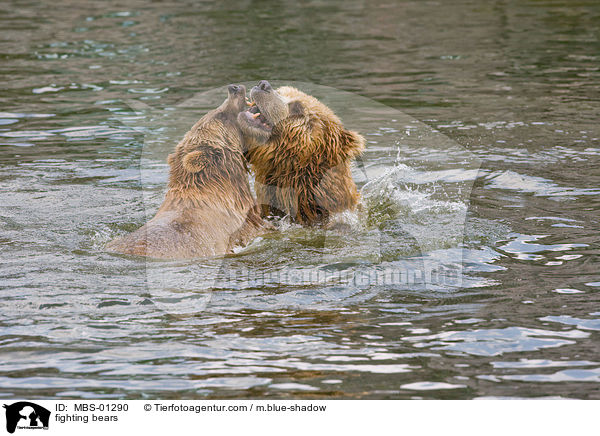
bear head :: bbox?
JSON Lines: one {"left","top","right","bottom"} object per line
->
{"left": 237, "top": 80, "right": 364, "bottom": 167}
{"left": 166, "top": 84, "right": 249, "bottom": 191}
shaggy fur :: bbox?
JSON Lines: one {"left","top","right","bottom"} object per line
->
{"left": 238, "top": 81, "right": 365, "bottom": 226}
{"left": 106, "top": 85, "right": 264, "bottom": 259}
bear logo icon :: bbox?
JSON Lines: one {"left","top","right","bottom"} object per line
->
{"left": 3, "top": 402, "right": 50, "bottom": 434}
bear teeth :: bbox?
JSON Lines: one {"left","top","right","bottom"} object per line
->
{"left": 251, "top": 112, "right": 261, "bottom": 119}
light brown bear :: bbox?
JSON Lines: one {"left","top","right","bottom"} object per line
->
{"left": 237, "top": 81, "right": 365, "bottom": 226}
{"left": 107, "top": 84, "right": 265, "bottom": 259}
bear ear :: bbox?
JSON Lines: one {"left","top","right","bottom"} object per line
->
{"left": 288, "top": 100, "right": 306, "bottom": 117}
{"left": 167, "top": 152, "right": 176, "bottom": 166}
{"left": 182, "top": 150, "right": 209, "bottom": 173}
{"left": 339, "top": 128, "right": 365, "bottom": 158}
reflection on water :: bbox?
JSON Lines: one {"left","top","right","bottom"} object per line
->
{"left": 0, "top": 0, "right": 599, "bottom": 399}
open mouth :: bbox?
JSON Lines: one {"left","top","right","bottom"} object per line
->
{"left": 241, "top": 101, "right": 272, "bottom": 131}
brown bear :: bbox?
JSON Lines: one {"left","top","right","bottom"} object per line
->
{"left": 237, "top": 81, "right": 365, "bottom": 226}
{"left": 106, "top": 84, "right": 265, "bottom": 259}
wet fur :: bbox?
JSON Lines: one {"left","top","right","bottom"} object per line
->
{"left": 240, "top": 86, "right": 365, "bottom": 226}
{"left": 107, "top": 88, "right": 264, "bottom": 259}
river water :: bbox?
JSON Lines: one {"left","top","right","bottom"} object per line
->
{"left": 1, "top": 0, "right": 599, "bottom": 399}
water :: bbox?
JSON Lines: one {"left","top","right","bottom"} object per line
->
{"left": 1, "top": 0, "right": 599, "bottom": 399}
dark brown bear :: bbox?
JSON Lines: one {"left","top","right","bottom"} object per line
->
{"left": 107, "top": 84, "right": 265, "bottom": 259}
{"left": 237, "top": 81, "right": 365, "bottom": 226}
